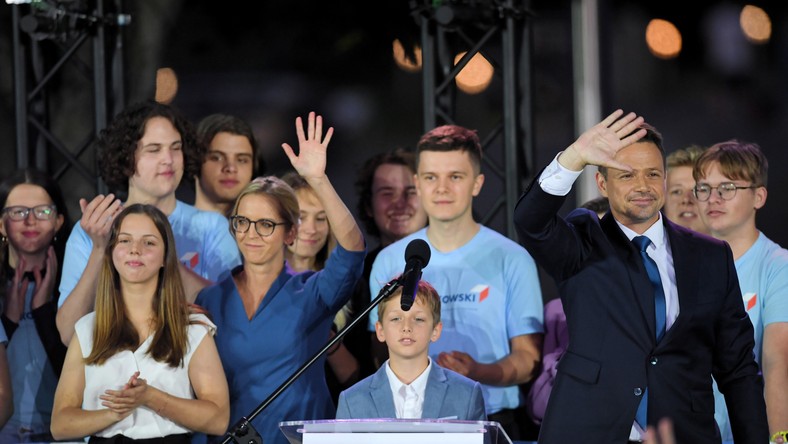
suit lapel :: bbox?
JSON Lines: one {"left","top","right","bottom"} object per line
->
{"left": 421, "top": 365, "right": 448, "bottom": 419}
{"left": 369, "top": 365, "right": 397, "bottom": 418}
{"left": 601, "top": 213, "right": 657, "bottom": 347}
{"left": 661, "top": 221, "right": 699, "bottom": 344}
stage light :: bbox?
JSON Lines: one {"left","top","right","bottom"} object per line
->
{"left": 645, "top": 19, "right": 682, "bottom": 59}
{"left": 155, "top": 68, "right": 178, "bottom": 104}
{"left": 454, "top": 51, "right": 493, "bottom": 94}
{"left": 740, "top": 5, "right": 771, "bottom": 44}
{"left": 393, "top": 39, "right": 422, "bottom": 73}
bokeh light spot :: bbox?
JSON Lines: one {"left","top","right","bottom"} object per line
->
{"left": 645, "top": 19, "right": 682, "bottom": 59}
{"left": 740, "top": 5, "right": 771, "bottom": 43}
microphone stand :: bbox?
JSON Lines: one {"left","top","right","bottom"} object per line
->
{"left": 222, "top": 276, "right": 404, "bottom": 444}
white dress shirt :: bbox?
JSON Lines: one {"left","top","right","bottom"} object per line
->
{"left": 385, "top": 358, "right": 432, "bottom": 419}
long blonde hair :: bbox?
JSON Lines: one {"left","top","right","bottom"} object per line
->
{"left": 85, "top": 204, "right": 190, "bottom": 368}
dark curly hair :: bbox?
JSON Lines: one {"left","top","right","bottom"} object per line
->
{"left": 97, "top": 101, "right": 199, "bottom": 194}
{"left": 354, "top": 147, "right": 417, "bottom": 239}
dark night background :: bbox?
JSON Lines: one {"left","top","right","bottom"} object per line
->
{"left": 1, "top": 0, "right": 787, "bottom": 289}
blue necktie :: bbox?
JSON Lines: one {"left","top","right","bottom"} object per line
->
{"left": 632, "top": 235, "right": 667, "bottom": 430}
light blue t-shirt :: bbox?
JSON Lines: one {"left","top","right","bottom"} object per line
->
{"left": 369, "top": 226, "right": 544, "bottom": 414}
{"left": 59, "top": 200, "right": 241, "bottom": 306}
{"left": 0, "top": 285, "right": 57, "bottom": 435}
{"left": 713, "top": 232, "right": 788, "bottom": 441}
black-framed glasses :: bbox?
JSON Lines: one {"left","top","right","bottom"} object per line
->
{"left": 2, "top": 205, "right": 57, "bottom": 221}
{"left": 230, "top": 215, "right": 287, "bottom": 237}
{"left": 693, "top": 182, "right": 759, "bottom": 202}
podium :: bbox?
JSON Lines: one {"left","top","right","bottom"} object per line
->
{"left": 279, "top": 419, "right": 513, "bottom": 444}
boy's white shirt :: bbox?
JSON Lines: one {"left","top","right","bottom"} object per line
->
{"left": 385, "top": 357, "right": 432, "bottom": 419}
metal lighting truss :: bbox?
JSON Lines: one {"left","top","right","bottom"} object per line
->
{"left": 11, "top": 0, "right": 128, "bottom": 193}
{"left": 411, "top": 0, "right": 534, "bottom": 239}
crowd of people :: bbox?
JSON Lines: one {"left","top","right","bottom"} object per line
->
{"left": 0, "top": 101, "right": 785, "bottom": 444}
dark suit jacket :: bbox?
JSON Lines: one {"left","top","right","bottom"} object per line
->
{"left": 513, "top": 183, "right": 767, "bottom": 444}
{"left": 335, "top": 363, "right": 487, "bottom": 421}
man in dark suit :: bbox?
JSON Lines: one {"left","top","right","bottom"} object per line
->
{"left": 514, "top": 110, "right": 767, "bottom": 443}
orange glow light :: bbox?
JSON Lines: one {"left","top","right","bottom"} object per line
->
{"left": 155, "top": 67, "right": 178, "bottom": 104}
{"left": 740, "top": 5, "right": 771, "bottom": 44}
{"left": 454, "top": 51, "right": 493, "bottom": 94}
{"left": 645, "top": 19, "right": 682, "bottom": 59}
{"left": 393, "top": 39, "right": 422, "bottom": 73}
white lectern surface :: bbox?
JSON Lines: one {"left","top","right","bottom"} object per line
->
{"left": 279, "top": 419, "right": 513, "bottom": 444}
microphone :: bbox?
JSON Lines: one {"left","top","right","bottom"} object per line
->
{"left": 400, "top": 239, "right": 431, "bottom": 311}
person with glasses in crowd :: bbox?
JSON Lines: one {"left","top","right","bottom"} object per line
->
{"left": 0, "top": 169, "right": 70, "bottom": 442}
{"left": 193, "top": 112, "right": 365, "bottom": 444}
{"left": 280, "top": 171, "right": 359, "bottom": 406}
{"left": 692, "top": 141, "right": 788, "bottom": 444}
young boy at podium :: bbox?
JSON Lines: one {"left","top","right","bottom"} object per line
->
{"left": 335, "top": 280, "right": 486, "bottom": 420}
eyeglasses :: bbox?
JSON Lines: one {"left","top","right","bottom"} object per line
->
{"left": 693, "top": 182, "right": 759, "bottom": 202}
{"left": 2, "top": 205, "right": 57, "bottom": 221}
{"left": 230, "top": 215, "right": 287, "bottom": 237}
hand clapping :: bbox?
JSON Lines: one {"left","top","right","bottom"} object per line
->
{"left": 99, "top": 371, "right": 149, "bottom": 420}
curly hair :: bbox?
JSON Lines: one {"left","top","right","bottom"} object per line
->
{"left": 354, "top": 147, "right": 417, "bottom": 239}
{"left": 97, "top": 101, "right": 199, "bottom": 194}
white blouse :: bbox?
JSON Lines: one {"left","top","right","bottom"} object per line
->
{"left": 75, "top": 311, "right": 215, "bottom": 439}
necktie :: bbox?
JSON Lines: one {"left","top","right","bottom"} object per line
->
{"left": 632, "top": 235, "right": 667, "bottom": 429}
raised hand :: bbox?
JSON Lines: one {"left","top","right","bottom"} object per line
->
{"left": 31, "top": 245, "right": 57, "bottom": 310}
{"left": 281, "top": 111, "right": 334, "bottom": 180}
{"left": 79, "top": 194, "right": 123, "bottom": 250}
{"left": 559, "top": 109, "right": 647, "bottom": 172}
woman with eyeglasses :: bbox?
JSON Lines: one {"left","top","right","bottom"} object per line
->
{"left": 281, "top": 171, "right": 361, "bottom": 406}
{"left": 193, "top": 112, "right": 365, "bottom": 444}
{"left": 0, "top": 168, "right": 71, "bottom": 442}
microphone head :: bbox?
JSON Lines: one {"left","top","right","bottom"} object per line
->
{"left": 404, "top": 238, "right": 431, "bottom": 266}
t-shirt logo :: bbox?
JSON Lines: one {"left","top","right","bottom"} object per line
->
{"left": 471, "top": 284, "right": 490, "bottom": 302}
{"left": 742, "top": 292, "right": 757, "bottom": 311}
{"left": 442, "top": 285, "right": 490, "bottom": 304}
{"left": 181, "top": 252, "right": 199, "bottom": 270}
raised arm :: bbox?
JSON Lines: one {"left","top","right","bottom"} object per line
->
{"left": 281, "top": 111, "right": 364, "bottom": 253}
{"left": 56, "top": 195, "right": 123, "bottom": 344}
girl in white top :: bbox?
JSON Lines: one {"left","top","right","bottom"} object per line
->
{"left": 51, "top": 204, "right": 229, "bottom": 443}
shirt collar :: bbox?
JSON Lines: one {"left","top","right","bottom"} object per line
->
{"left": 385, "top": 357, "right": 433, "bottom": 394}
{"left": 616, "top": 212, "right": 666, "bottom": 250}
